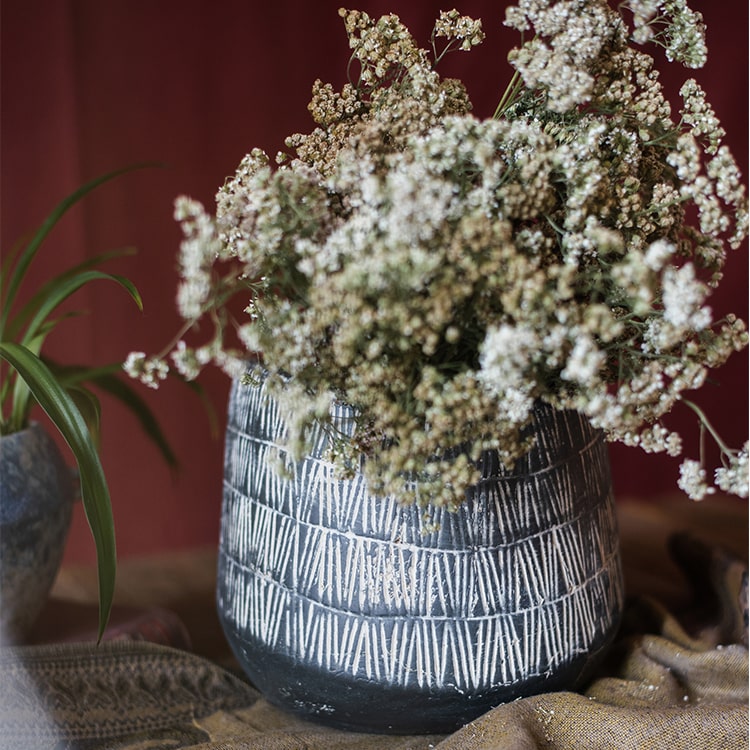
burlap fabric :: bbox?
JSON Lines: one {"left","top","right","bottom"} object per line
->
{"left": 1, "top": 533, "right": 746, "bottom": 750}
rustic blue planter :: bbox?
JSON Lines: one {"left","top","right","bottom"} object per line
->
{"left": 0, "top": 424, "right": 75, "bottom": 643}
{"left": 217, "top": 374, "right": 624, "bottom": 734}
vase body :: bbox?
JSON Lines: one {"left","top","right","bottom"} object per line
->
{"left": 217, "top": 376, "right": 624, "bottom": 734}
{"left": 0, "top": 424, "right": 74, "bottom": 642}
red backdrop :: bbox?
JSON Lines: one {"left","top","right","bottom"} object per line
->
{"left": 2, "top": 0, "right": 747, "bottom": 564}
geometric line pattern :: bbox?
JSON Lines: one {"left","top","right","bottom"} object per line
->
{"left": 218, "top": 375, "right": 624, "bottom": 694}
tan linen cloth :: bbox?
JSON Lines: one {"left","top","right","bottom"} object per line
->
{"left": 1, "top": 533, "right": 746, "bottom": 750}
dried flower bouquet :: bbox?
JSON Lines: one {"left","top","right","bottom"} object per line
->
{"left": 128, "top": 0, "right": 748, "bottom": 507}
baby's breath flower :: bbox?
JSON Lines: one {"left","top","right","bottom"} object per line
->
{"left": 433, "top": 10, "right": 484, "bottom": 51}
{"left": 638, "top": 424, "right": 683, "bottom": 456}
{"left": 661, "top": 0, "right": 707, "bottom": 68}
{"left": 661, "top": 263, "right": 711, "bottom": 331}
{"left": 214, "top": 350, "right": 248, "bottom": 381}
{"left": 644, "top": 239, "right": 674, "bottom": 271}
{"left": 128, "top": 1, "right": 748, "bottom": 507}
{"left": 174, "top": 197, "right": 223, "bottom": 320}
{"left": 504, "top": 5, "right": 530, "bottom": 32}
{"left": 626, "top": 0, "right": 659, "bottom": 42}
{"left": 170, "top": 341, "right": 201, "bottom": 381}
{"left": 714, "top": 444, "right": 749, "bottom": 498}
{"left": 678, "top": 458, "right": 714, "bottom": 500}
{"left": 561, "top": 333, "right": 606, "bottom": 385}
{"left": 479, "top": 324, "right": 539, "bottom": 424}
{"left": 625, "top": 0, "right": 707, "bottom": 67}
{"left": 123, "top": 352, "right": 169, "bottom": 390}
{"left": 680, "top": 79, "right": 724, "bottom": 154}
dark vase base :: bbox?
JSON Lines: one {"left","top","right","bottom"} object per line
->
{"left": 220, "top": 616, "right": 620, "bottom": 735}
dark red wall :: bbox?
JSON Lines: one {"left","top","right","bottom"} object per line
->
{"left": 2, "top": 0, "right": 747, "bottom": 564}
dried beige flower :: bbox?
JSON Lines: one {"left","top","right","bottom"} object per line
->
{"left": 128, "top": 0, "right": 748, "bottom": 506}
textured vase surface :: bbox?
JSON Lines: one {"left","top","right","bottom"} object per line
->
{"left": 0, "top": 424, "right": 74, "bottom": 642}
{"left": 217, "top": 375, "right": 624, "bottom": 734}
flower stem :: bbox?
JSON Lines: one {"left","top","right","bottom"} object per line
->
{"left": 681, "top": 397, "right": 733, "bottom": 456}
{"left": 493, "top": 69, "right": 522, "bottom": 119}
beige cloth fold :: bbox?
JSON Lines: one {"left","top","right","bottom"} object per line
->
{"left": 1, "top": 534, "right": 746, "bottom": 750}
{"left": 436, "top": 594, "right": 748, "bottom": 750}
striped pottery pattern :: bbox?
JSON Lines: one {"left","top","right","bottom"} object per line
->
{"left": 216, "top": 373, "right": 624, "bottom": 733}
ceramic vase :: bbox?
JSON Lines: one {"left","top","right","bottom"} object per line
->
{"left": 216, "top": 374, "right": 624, "bottom": 734}
{"left": 0, "top": 424, "right": 75, "bottom": 642}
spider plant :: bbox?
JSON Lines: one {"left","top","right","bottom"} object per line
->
{"left": 0, "top": 166, "right": 175, "bottom": 640}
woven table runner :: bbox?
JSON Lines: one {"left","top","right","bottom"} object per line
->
{"left": 1, "top": 533, "right": 747, "bottom": 750}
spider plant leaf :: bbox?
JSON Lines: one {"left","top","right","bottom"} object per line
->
{"left": 181, "top": 377, "right": 220, "bottom": 440}
{"left": 6, "top": 247, "right": 138, "bottom": 342}
{"left": 7, "top": 333, "right": 44, "bottom": 434}
{"left": 0, "top": 163, "right": 155, "bottom": 338}
{"left": 51, "top": 361, "right": 179, "bottom": 469}
{"left": 0, "top": 236, "right": 26, "bottom": 292}
{"left": 89, "top": 372, "right": 179, "bottom": 469}
{"left": 19, "top": 270, "right": 142, "bottom": 348}
{"left": 2, "top": 316, "right": 85, "bottom": 431}
{"left": 63, "top": 384, "right": 103, "bottom": 448}
{"left": 0, "top": 342, "right": 116, "bottom": 640}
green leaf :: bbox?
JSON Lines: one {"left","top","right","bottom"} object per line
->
{"left": 64, "top": 384, "right": 103, "bottom": 448}
{"left": 0, "top": 163, "right": 156, "bottom": 339}
{"left": 1, "top": 314, "right": 82, "bottom": 429}
{"left": 91, "top": 373, "right": 179, "bottom": 469}
{"left": 180, "top": 376, "right": 220, "bottom": 440}
{"left": 6, "top": 332, "right": 45, "bottom": 434}
{"left": 52, "top": 361, "right": 179, "bottom": 469}
{"left": 19, "top": 270, "right": 142, "bottom": 348}
{"left": 0, "top": 236, "right": 27, "bottom": 294}
{"left": 0, "top": 342, "right": 116, "bottom": 640}
{"left": 5, "top": 247, "right": 137, "bottom": 343}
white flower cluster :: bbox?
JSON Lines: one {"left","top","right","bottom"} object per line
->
{"left": 677, "top": 458, "right": 713, "bottom": 501}
{"left": 173, "top": 197, "right": 224, "bottom": 320}
{"left": 625, "top": 0, "right": 707, "bottom": 67}
{"left": 506, "top": 0, "right": 626, "bottom": 113}
{"left": 123, "top": 352, "right": 168, "bottom": 389}
{"left": 714, "top": 443, "right": 749, "bottom": 498}
{"left": 433, "top": 9, "right": 485, "bottom": 51}
{"left": 127, "top": 0, "right": 748, "bottom": 506}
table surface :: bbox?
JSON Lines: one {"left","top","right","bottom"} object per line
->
{"left": 30, "top": 494, "right": 748, "bottom": 663}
